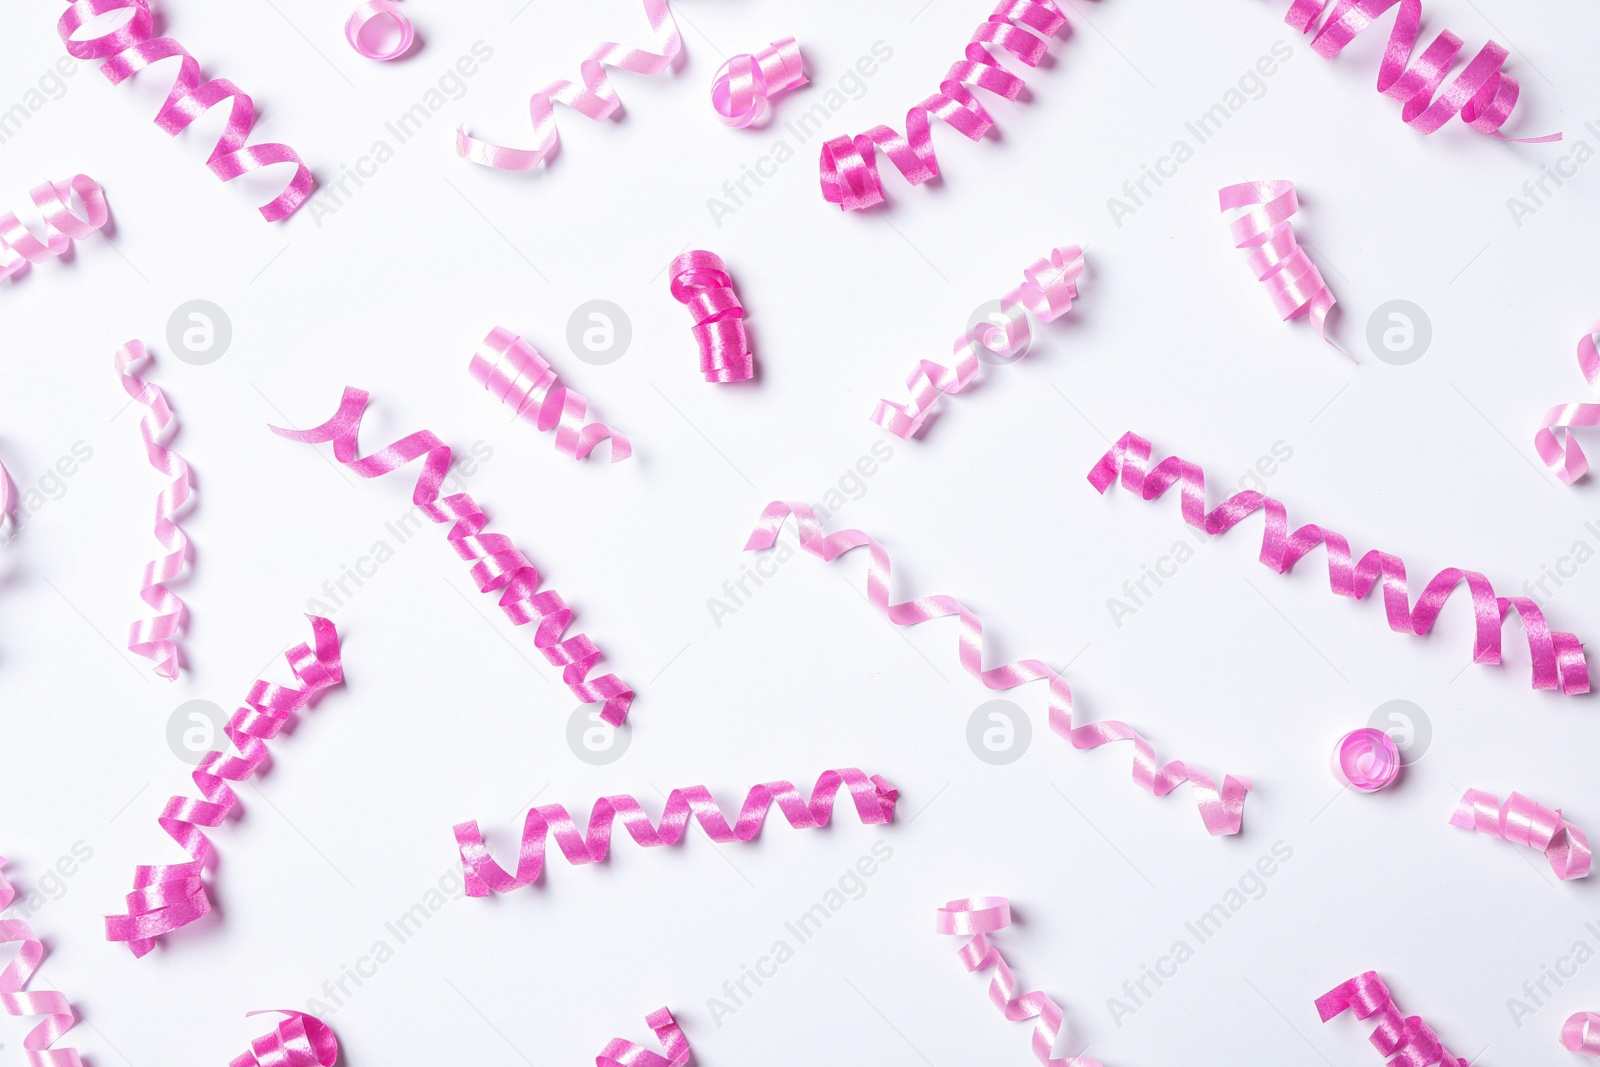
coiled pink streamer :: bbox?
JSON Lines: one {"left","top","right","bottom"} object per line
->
{"left": 1285, "top": 0, "right": 1558, "bottom": 142}
{"left": 597, "top": 1008, "right": 691, "bottom": 1067}
{"left": 1317, "top": 972, "right": 1467, "bottom": 1067}
{"left": 469, "top": 326, "right": 631, "bottom": 462}
{"left": 874, "top": 245, "right": 1083, "bottom": 438}
{"left": 58, "top": 0, "right": 315, "bottom": 221}
{"left": 1091, "top": 432, "right": 1591, "bottom": 696}
{"left": 455, "top": 769, "right": 897, "bottom": 895}
{"left": 712, "top": 37, "right": 805, "bottom": 128}
{"left": 1, "top": 175, "right": 108, "bottom": 283}
{"left": 117, "top": 341, "right": 192, "bottom": 681}
{"left": 230, "top": 1011, "right": 338, "bottom": 1067}
{"left": 272, "top": 389, "right": 635, "bottom": 725}
{"left": 457, "top": 0, "right": 682, "bottom": 170}
{"left": 0, "top": 859, "right": 82, "bottom": 1067}
{"left": 1219, "top": 181, "right": 1342, "bottom": 351}
{"left": 819, "top": 0, "right": 1068, "bottom": 211}
{"left": 1449, "top": 788, "right": 1591, "bottom": 880}
{"left": 937, "top": 898, "right": 1100, "bottom": 1067}
{"left": 745, "top": 503, "right": 1251, "bottom": 835}
{"left": 105, "top": 617, "right": 344, "bottom": 956}
{"left": 345, "top": 0, "right": 415, "bottom": 61}
{"left": 1535, "top": 321, "right": 1600, "bottom": 485}
{"left": 670, "top": 251, "right": 753, "bottom": 383}
{"left": 1564, "top": 1013, "right": 1600, "bottom": 1057}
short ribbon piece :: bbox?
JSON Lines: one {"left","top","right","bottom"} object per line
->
{"left": 712, "top": 37, "right": 805, "bottom": 127}
{"left": 670, "top": 251, "right": 754, "bottom": 383}
{"left": 470, "top": 327, "right": 631, "bottom": 461}
{"left": 597, "top": 1008, "right": 691, "bottom": 1067}
{"left": 1449, "top": 789, "right": 1591, "bottom": 880}
{"left": 1317, "top": 972, "right": 1467, "bottom": 1067}
{"left": 0, "top": 858, "right": 83, "bottom": 1067}
{"left": 1535, "top": 321, "right": 1600, "bottom": 485}
{"left": 1333, "top": 728, "right": 1400, "bottom": 792}
{"left": 1, "top": 175, "right": 108, "bottom": 282}
{"left": 1563, "top": 1013, "right": 1600, "bottom": 1056}
{"left": 345, "top": 0, "right": 415, "bottom": 61}
{"left": 1219, "top": 181, "right": 1341, "bottom": 351}
{"left": 230, "top": 1011, "right": 338, "bottom": 1067}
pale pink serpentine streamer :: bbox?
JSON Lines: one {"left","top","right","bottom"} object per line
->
{"left": 1, "top": 175, "right": 108, "bottom": 282}
{"left": 712, "top": 38, "right": 805, "bottom": 128}
{"left": 1535, "top": 321, "right": 1600, "bottom": 485}
{"left": 1219, "top": 181, "right": 1343, "bottom": 352}
{"left": 1449, "top": 788, "right": 1591, "bottom": 881}
{"left": 231, "top": 1011, "right": 338, "bottom": 1067}
{"left": 469, "top": 326, "right": 631, "bottom": 461}
{"left": 0, "top": 858, "right": 83, "bottom": 1067}
{"left": 597, "top": 1008, "right": 691, "bottom": 1067}
{"left": 1564, "top": 1013, "right": 1600, "bottom": 1057}
{"left": 1317, "top": 972, "right": 1467, "bottom": 1066}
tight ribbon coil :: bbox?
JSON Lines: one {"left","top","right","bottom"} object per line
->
{"left": 345, "top": 1, "right": 415, "bottom": 61}
{"left": 1333, "top": 728, "right": 1400, "bottom": 792}
{"left": 1, "top": 175, "right": 108, "bottom": 283}
{"left": 1219, "top": 181, "right": 1341, "bottom": 350}
{"left": 456, "top": 769, "right": 897, "bottom": 895}
{"left": 105, "top": 618, "right": 344, "bottom": 956}
{"left": 745, "top": 503, "right": 1251, "bottom": 835}
{"left": 820, "top": 0, "right": 1068, "bottom": 210}
{"left": 1317, "top": 972, "right": 1467, "bottom": 1067}
{"left": 597, "top": 1008, "right": 691, "bottom": 1067}
{"left": 1564, "top": 1013, "right": 1600, "bottom": 1057}
{"left": 670, "top": 251, "right": 754, "bottom": 383}
{"left": 1091, "top": 432, "right": 1590, "bottom": 696}
{"left": 469, "top": 327, "right": 631, "bottom": 461}
{"left": 1449, "top": 789, "right": 1591, "bottom": 881}
{"left": 712, "top": 38, "right": 806, "bottom": 127}
{"left": 230, "top": 1011, "right": 338, "bottom": 1067}
{"left": 58, "top": 0, "right": 315, "bottom": 221}
{"left": 1535, "top": 321, "right": 1600, "bottom": 485}
{"left": 272, "top": 388, "right": 635, "bottom": 725}
{"left": 874, "top": 245, "right": 1082, "bottom": 438}
{"left": 0, "top": 858, "right": 83, "bottom": 1067}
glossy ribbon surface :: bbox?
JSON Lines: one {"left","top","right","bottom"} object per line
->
{"left": 670, "top": 251, "right": 753, "bottom": 383}
{"left": 230, "top": 1011, "right": 338, "bottom": 1067}
{"left": 1449, "top": 788, "right": 1591, "bottom": 880}
{"left": 597, "top": 1008, "right": 690, "bottom": 1067}
{"left": 345, "top": 0, "right": 415, "bottom": 61}
{"left": 1535, "top": 321, "right": 1600, "bottom": 484}
{"left": 1333, "top": 728, "right": 1400, "bottom": 792}
{"left": 712, "top": 37, "right": 805, "bottom": 127}
{"left": 1563, "top": 1013, "right": 1600, "bottom": 1056}
{"left": 0, "top": 858, "right": 82, "bottom": 1067}
{"left": 470, "top": 327, "right": 631, "bottom": 461}
{"left": 1317, "top": 972, "right": 1467, "bottom": 1066}
{"left": 1219, "top": 181, "right": 1340, "bottom": 349}
{"left": 1, "top": 175, "right": 108, "bottom": 282}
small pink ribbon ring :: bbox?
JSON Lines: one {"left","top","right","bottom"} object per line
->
{"left": 1333, "top": 728, "right": 1400, "bottom": 792}
{"left": 712, "top": 37, "right": 806, "bottom": 128}
{"left": 345, "top": 0, "right": 415, "bottom": 61}
{"left": 1563, "top": 1012, "right": 1600, "bottom": 1057}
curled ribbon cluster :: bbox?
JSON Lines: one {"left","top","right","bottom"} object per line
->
{"left": 597, "top": 1008, "right": 691, "bottom": 1067}
{"left": 936, "top": 898, "right": 1100, "bottom": 1067}
{"left": 1564, "top": 1013, "right": 1600, "bottom": 1057}
{"left": 0, "top": 858, "right": 83, "bottom": 1067}
{"left": 1449, "top": 788, "right": 1591, "bottom": 881}
{"left": 745, "top": 503, "right": 1251, "bottom": 835}
{"left": 345, "top": 0, "right": 415, "bottom": 61}
{"left": 105, "top": 618, "right": 344, "bottom": 956}
{"left": 820, "top": 0, "right": 1068, "bottom": 211}
{"left": 58, "top": 0, "right": 315, "bottom": 221}
{"left": 231, "top": 1011, "right": 339, "bottom": 1067}
{"left": 455, "top": 769, "right": 897, "bottom": 895}
{"left": 1219, "top": 181, "right": 1341, "bottom": 349}
{"left": 1, "top": 175, "right": 108, "bottom": 283}
{"left": 1317, "top": 972, "right": 1467, "bottom": 1066}
{"left": 469, "top": 327, "right": 631, "bottom": 462}
{"left": 1535, "top": 321, "right": 1600, "bottom": 485}
{"left": 272, "top": 389, "right": 635, "bottom": 724}
{"left": 1091, "top": 432, "right": 1591, "bottom": 695}
{"left": 873, "top": 245, "right": 1083, "bottom": 438}
{"left": 712, "top": 38, "right": 806, "bottom": 128}
{"left": 670, "top": 251, "right": 754, "bottom": 383}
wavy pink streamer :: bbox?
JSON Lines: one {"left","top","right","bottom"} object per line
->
{"left": 1317, "top": 972, "right": 1467, "bottom": 1067}
{"left": 1, "top": 175, "right": 108, "bottom": 283}
{"left": 58, "top": 0, "right": 315, "bottom": 221}
{"left": 1535, "top": 321, "right": 1600, "bottom": 485}
{"left": 1091, "top": 431, "right": 1590, "bottom": 695}
{"left": 230, "top": 1011, "right": 338, "bottom": 1067}
{"left": 1219, "top": 181, "right": 1343, "bottom": 352}
{"left": 105, "top": 617, "right": 344, "bottom": 956}
{"left": 874, "top": 245, "right": 1082, "bottom": 438}
{"left": 457, "top": 0, "right": 682, "bottom": 170}
{"left": 820, "top": 0, "right": 1068, "bottom": 210}
{"left": 745, "top": 503, "right": 1250, "bottom": 835}
{"left": 597, "top": 1008, "right": 691, "bottom": 1067}
{"left": 345, "top": 0, "right": 415, "bottom": 61}
{"left": 712, "top": 37, "right": 805, "bottom": 128}
{"left": 1564, "top": 1013, "right": 1600, "bottom": 1056}
{"left": 1449, "top": 788, "right": 1591, "bottom": 880}
{"left": 272, "top": 389, "right": 635, "bottom": 725}
{"left": 456, "top": 769, "right": 897, "bottom": 895}
{"left": 670, "top": 251, "right": 754, "bottom": 383}
{"left": 0, "top": 859, "right": 83, "bottom": 1067}
{"left": 469, "top": 326, "right": 631, "bottom": 462}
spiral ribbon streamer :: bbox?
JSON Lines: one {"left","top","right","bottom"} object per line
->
{"left": 1219, "top": 181, "right": 1341, "bottom": 350}
{"left": 820, "top": 0, "right": 1068, "bottom": 210}
{"left": 1449, "top": 788, "right": 1591, "bottom": 881}
{"left": 272, "top": 389, "right": 635, "bottom": 724}
{"left": 105, "top": 618, "right": 344, "bottom": 956}
{"left": 1563, "top": 1013, "right": 1600, "bottom": 1057}
{"left": 0, "top": 858, "right": 83, "bottom": 1067}
{"left": 1091, "top": 432, "right": 1590, "bottom": 695}
{"left": 58, "top": 0, "right": 315, "bottom": 221}
{"left": 597, "top": 1008, "right": 691, "bottom": 1067}
{"left": 1317, "top": 972, "right": 1467, "bottom": 1067}
{"left": 470, "top": 327, "right": 631, "bottom": 461}
{"left": 874, "top": 245, "right": 1082, "bottom": 438}
{"left": 745, "top": 503, "right": 1251, "bottom": 835}
{"left": 712, "top": 38, "right": 806, "bottom": 127}
{"left": 230, "top": 1011, "right": 339, "bottom": 1067}
{"left": 670, "top": 251, "right": 755, "bottom": 383}
{"left": 1, "top": 175, "right": 108, "bottom": 283}
{"left": 457, "top": 0, "right": 682, "bottom": 169}
{"left": 456, "top": 769, "right": 897, "bottom": 895}
{"left": 1535, "top": 321, "right": 1600, "bottom": 485}
{"left": 345, "top": 0, "right": 415, "bottom": 61}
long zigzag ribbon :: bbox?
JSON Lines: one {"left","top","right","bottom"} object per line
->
{"left": 231, "top": 1011, "right": 338, "bottom": 1067}
{"left": 1317, "top": 972, "right": 1467, "bottom": 1067}
{"left": 1, "top": 175, "right": 108, "bottom": 283}
{"left": 271, "top": 388, "right": 635, "bottom": 724}
{"left": 597, "top": 1008, "right": 691, "bottom": 1067}
{"left": 105, "top": 617, "right": 344, "bottom": 956}
{"left": 469, "top": 326, "right": 631, "bottom": 461}
{"left": 0, "top": 859, "right": 83, "bottom": 1067}
{"left": 1091, "top": 431, "right": 1590, "bottom": 695}
{"left": 745, "top": 503, "right": 1250, "bottom": 835}
{"left": 1535, "top": 320, "right": 1600, "bottom": 484}
{"left": 456, "top": 769, "right": 897, "bottom": 895}
{"left": 1449, "top": 788, "right": 1591, "bottom": 881}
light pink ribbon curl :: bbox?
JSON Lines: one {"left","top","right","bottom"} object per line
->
{"left": 1, "top": 175, "right": 108, "bottom": 283}
{"left": 712, "top": 37, "right": 806, "bottom": 127}
{"left": 597, "top": 1008, "right": 691, "bottom": 1067}
{"left": 670, "top": 251, "right": 754, "bottom": 383}
{"left": 345, "top": 0, "right": 415, "bottom": 61}
{"left": 230, "top": 1011, "right": 338, "bottom": 1067}
{"left": 1449, "top": 789, "right": 1591, "bottom": 880}
{"left": 0, "top": 858, "right": 83, "bottom": 1067}
{"left": 1219, "top": 181, "right": 1343, "bottom": 352}
{"left": 469, "top": 327, "right": 631, "bottom": 461}
{"left": 1535, "top": 321, "right": 1600, "bottom": 485}
{"left": 1563, "top": 1013, "right": 1600, "bottom": 1057}
{"left": 1317, "top": 972, "right": 1468, "bottom": 1067}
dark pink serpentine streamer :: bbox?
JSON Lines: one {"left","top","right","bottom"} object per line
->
{"left": 1565, "top": 1013, "right": 1600, "bottom": 1057}
{"left": 597, "top": 1009, "right": 690, "bottom": 1067}
{"left": 1449, "top": 788, "right": 1591, "bottom": 881}
{"left": 105, "top": 617, "right": 343, "bottom": 956}
{"left": 1317, "top": 972, "right": 1467, "bottom": 1067}
{"left": 455, "top": 769, "right": 897, "bottom": 895}
{"left": 272, "top": 388, "right": 635, "bottom": 725}
{"left": 231, "top": 1011, "right": 338, "bottom": 1067}
{"left": 670, "top": 251, "right": 754, "bottom": 383}
{"left": 1, "top": 175, "right": 108, "bottom": 283}
{"left": 1218, "top": 181, "right": 1342, "bottom": 352}
{"left": 745, "top": 503, "right": 1250, "bottom": 835}
{"left": 58, "top": 0, "right": 315, "bottom": 221}
{"left": 469, "top": 326, "right": 631, "bottom": 462}
{"left": 1535, "top": 320, "right": 1600, "bottom": 485}
{"left": 0, "top": 859, "right": 83, "bottom": 1067}
{"left": 1091, "top": 432, "right": 1590, "bottom": 696}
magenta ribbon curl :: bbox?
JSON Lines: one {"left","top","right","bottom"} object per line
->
{"left": 230, "top": 1011, "right": 338, "bottom": 1067}
{"left": 936, "top": 898, "right": 1100, "bottom": 1067}
{"left": 1219, "top": 181, "right": 1342, "bottom": 352}
{"left": 1317, "top": 972, "right": 1467, "bottom": 1067}
{"left": 1449, "top": 788, "right": 1591, "bottom": 881}
{"left": 1091, "top": 432, "right": 1590, "bottom": 696}
{"left": 820, "top": 0, "right": 1068, "bottom": 211}
{"left": 271, "top": 388, "right": 635, "bottom": 724}
{"left": 1333, "top": 728, "right": 1400, "bottom": 792}
{"left": 105, "top": 617, "right": 344, "bottom": 956}
{"left": 712, "top": 37, "right": 806, "bottom": 128}
{"left": 1535, "top": 321, "right": 1600, "bottom": 485}
{"left": 469, "top": 327, "right": 631, "bottom": 462}
{"left": 874, "top": 245, "right": 1082, "bottom": 438}
{"left": 58, "top": 0, "right": 315, "bottom": 221}
{"left": 1, "top": 175, "right": 108, "bottom": 283}
{"left": 745, "top": 503, "right": 1250, "bottom": 835}
{"left": 0, "top": 859, "right": 83, "bottom": 1067}
{"left": 597, "top": 1008, "right": 691, "bottom": 1067}
{"left": 345, "top": 0, "right": 415, "bottom": 61}
{"left": 670, "top": 251, "right": 754, "bottom": 384}
{"left": 1563, "top": 1013, "right": 1600, "bottom": 1057}
{"left": 455, "top": 769, "right": 897, "bottom": 895}
{"left": 457, "top": 0, "right": 682, "bottom": 170}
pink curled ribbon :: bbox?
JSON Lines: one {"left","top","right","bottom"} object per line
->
{"left": 1449, "top": 788, "right": 1591, "bottom": 880}
{"left": 597, "top": 1008, "right": 691, "bottom": 1067}
{"left": 1, "top": 175, "right": 108, "bottom": 283}
{"left": 712, "top": 37, "right": 805, "bottom": 127}
{"left": 58, "top": 0, "right": 315, "bottom": 221}
{"left": 936, "top": 898, "right": 1100, "bottom": 1067}
{"left": 1564, "top": 1013, "right": 1600, "bottom": 1056}
{"left": 469, "top": 327, "right": 631, "bottom": 462}
{"left": 820, "top": 0, "right": 1068, "bottom": 211}
{"left": 670, "top": 251, "right": 754, "bottom": 383}
{"left": 0, "top": 858, "right": 83, "bottom": 1067}
{"left": 1219, "top": 180, "right": 1341, "bottom": 350}
{"left": 1333, "top": 728, "right": 1400, "bottom": 792}
{"left": 458, "top": 0, "right": 682, "bottom": 170}
{"left": 1091, "top": 432, "right": 1590, "bottom": 696}
{"left": 456, "top": 769, "right": 897, "bottom": 895}
{"left": 345, "top": 0, "right": 415, "bottom": 61}
{"left": 746, "top": 503, "right": 1250, "bottom": 835}
{"left": 117, "top": 341, "right": 192, "bottom": 681}
{"left": 231, "top": 1011, "right": 338, "bottom": 1067}
{"left": 1317, "top": 972, "right": 1467, "bottom": 1067}
{"left": 1535, "top": 321, "right": 1600, "bottom": 485}
{"left": 272, "top": 389, "right": 635, "bottom": 725}
{"left": 874, "top": 245, "right": 1083, "bottom": 438}
{"left": 106, "top": 617, "right": 343, "bottom": 956}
